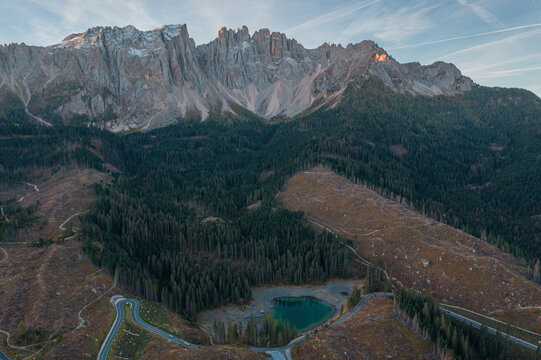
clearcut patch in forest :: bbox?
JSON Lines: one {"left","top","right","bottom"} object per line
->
{"left": 0, "top": 168, "right": 111, "bottom": 241}
{"left": 0, "top": 240, "right": 115, "bottom": 359}
{"left": 278, "top": 166, "right": 541, "bottom": 313}
{"left": 492, "top": 307, "right": 541, "bottom": 335}
{"left": 291, "top": 296, "right": 436, "bottom": 360}
{"left": 141, "top": 342, "right": 266, "bottom": 360}
{"left": 0, "top": 166, "right": 118, "bottom": 358}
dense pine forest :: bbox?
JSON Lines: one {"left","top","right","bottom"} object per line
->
{"left": 212, "top": 315, "right": 298, "bottom": 347}
{"left": 81, "top": 116, "right": 351, "bottom": 320}
{"left": 299, "top": 79, "right": 541, "bottom": 261}
{"left": 1, "top": 78, "right": 540, "bottom": 326}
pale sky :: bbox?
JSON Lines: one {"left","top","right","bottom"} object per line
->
{"left": 1, "top": 0, "right": 540, "bottom": 96}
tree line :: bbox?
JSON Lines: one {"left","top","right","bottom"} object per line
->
{"left": 395, "top": 288, "right": 539, "bottom": 359}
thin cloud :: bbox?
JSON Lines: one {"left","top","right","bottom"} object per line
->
{"left": 179, "top": 0, "right": 274, "bottom": 42}
{"left": 388, "top": 23, "right": 541, "bottom": 50}
{"left": 28, "top": 0, "right": 159, "bottom": 41}
{"left": 474, "top": 66, "right": 541, "bottom": 78}
{"left": 460, "top": 53, "right": 541, "bottom": 74}
{"left": 456, "top": 0, "right": 503, "bottom": 26}
{"left": 437, "top": 28, "right": 541, "bottom": 60}
{"left": 283, "top": 0, "right": 382, "bottom": 35}
{"left": 336, "top": 2, "right": 437, "bottom": 44}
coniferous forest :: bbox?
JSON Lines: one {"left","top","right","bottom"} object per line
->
{"left": 1, "top": 78, "right": 540, "bottom": 351}
{"left": 395, "top": 288, "right": 538, "bottom": 360}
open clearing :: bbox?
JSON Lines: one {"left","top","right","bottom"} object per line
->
{"left": 0, "top": 168, "right": 111, "bottom": 241}
{"left": 0, "top": 240, "right": 116, "bottom": 359}
{"left": 0, "top": 166, "right": 117, "bottom": 358}
{"left": 440, "top": 304, "right": 541, "bottom": 346}
{"left": 278, "top": 166, "right": 541, "bottom": 313}
{"left": 139, "top": 299, "right": 210, "bottom": 345}
{"left": 140, "top": 341, "right": 266, "bottom": 360}
{"left": 492, "top": 307, "right": 541, "bottom": 336}
{"left": 291, "top": 296, "right": 436, "bottom": 359}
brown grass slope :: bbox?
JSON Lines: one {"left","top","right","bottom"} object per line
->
{"left": 291, "top": 296, "right": 435, "bottom": 360}
{"left": 0, "top": 168, "right": 111, "bottom": 241}
{"left": 0, "top": 165, "right": 215, "bottom": 358}
{"left": 278, "top": 166, "right": 541, "bottom": 313}
{"left": 141, "top": 339, "right": 266, "bottom": 360}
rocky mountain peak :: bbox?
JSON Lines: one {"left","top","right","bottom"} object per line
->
{"left": 217, "top": 25, "right": 250, "bottom": 39}
{"left": 55, "top": 24, "right": 191, "bottom": 50}
{"left": 0, "top": 23, "right": 474, "bottom": 131}
{"left": 215, "top": 26, "right": 251, "bottom": 48}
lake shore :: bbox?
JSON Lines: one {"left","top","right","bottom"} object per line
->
{"left": 198, "top": 278, "right": 362, "bottom": 332}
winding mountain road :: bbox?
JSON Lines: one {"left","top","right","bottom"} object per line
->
{"left": 2, "top": 290, "right": 536, "bottom": 360}
{"left": 97, "top": 291, "right": 539, "bottom": 360}
{"left": 97, "top": 297, "right": 202, "bottom": 360}
{"left": 97, "top": 293, "right": 392, "bottom": 360}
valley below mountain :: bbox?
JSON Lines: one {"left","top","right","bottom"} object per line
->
{"left": 0, "top": 19, "right": 540, "bottom": 360}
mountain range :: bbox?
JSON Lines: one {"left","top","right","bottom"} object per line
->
{"left": 0, "top": 24, "right": 474, "bottom": 131}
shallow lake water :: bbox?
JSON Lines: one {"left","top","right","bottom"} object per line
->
{"left": 270, "top": 296, "right": 333, "bottom": 331}
{"left": 197, "top": 279, "right": 360, "bottom": 331}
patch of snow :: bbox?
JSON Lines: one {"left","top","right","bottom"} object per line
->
{"left": 161, "top": 24, "right": 183, "bottom": 39}
{"left": 285, "top": 57, "right": 298, "bottom": 65}
{"left": 128, "top": 47, "right": 147, "bottom": 57}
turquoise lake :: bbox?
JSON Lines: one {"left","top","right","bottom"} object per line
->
{"left": 270, "top": 297, "right": 333, "bottom": 331}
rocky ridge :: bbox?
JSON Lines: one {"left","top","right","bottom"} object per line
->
{"left": 0, "top": 24, "right": 473, "bottom": 131}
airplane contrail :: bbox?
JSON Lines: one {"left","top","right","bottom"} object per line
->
{"left": 283, "top": 0, "right": 382, "bottom": 35}
{"left": 474, "top": 66, "right": 541, "bottom": 78}
{"left": 388, "top": 23, "right": 541, "bottom": 50}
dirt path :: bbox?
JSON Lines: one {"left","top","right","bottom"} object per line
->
{"left": 278, "top": 166, "right": 541, "bottom": 313}
{"left": 73, "top": 276, "right": 117, "bottom": 332}
{"left": 0, "top": 208, "right": 8, "bottom": 223}
{"left": 308, "top": 218, "right": 388, "bottom": 278}
{"left": 59, "top": 210, "right": 89, "bottom": 231}
{"left": 0, "top": 327, "right": 62, "bottom": 360}
{"left": 16, "top": 182, "right": 40, "bottom": 203}
{"left": 0, "top": 329, "right": 43, "bottom": 352}
{"left": 0, "top": 247, "right": 7, "bottom": 264}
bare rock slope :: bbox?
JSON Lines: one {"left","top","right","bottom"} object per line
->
{"left": 0, "top": 24, "right": 473, "bottom": 131}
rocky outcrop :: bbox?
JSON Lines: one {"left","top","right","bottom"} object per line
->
{"left": 0, "top": 24, "right": 473, "bottom": 131}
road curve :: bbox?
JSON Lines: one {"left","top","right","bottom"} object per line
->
{"left": 96, "top": 297, "right": 125, "bottom": 360}
{"left": 98, "top": 293, "right": 393, "bottom": 360}
{"left": 97, "top": 297, "right": 202, "bottom": 360}
{"left": 98, "top": 292, "right": 538, "bottom": 360}
{"left": 244, "top": 292, "right": 392, "bottom": 358}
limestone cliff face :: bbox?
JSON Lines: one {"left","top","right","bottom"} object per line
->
{"left": 0, "top": 24, "right": 473, "bottom": 131}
